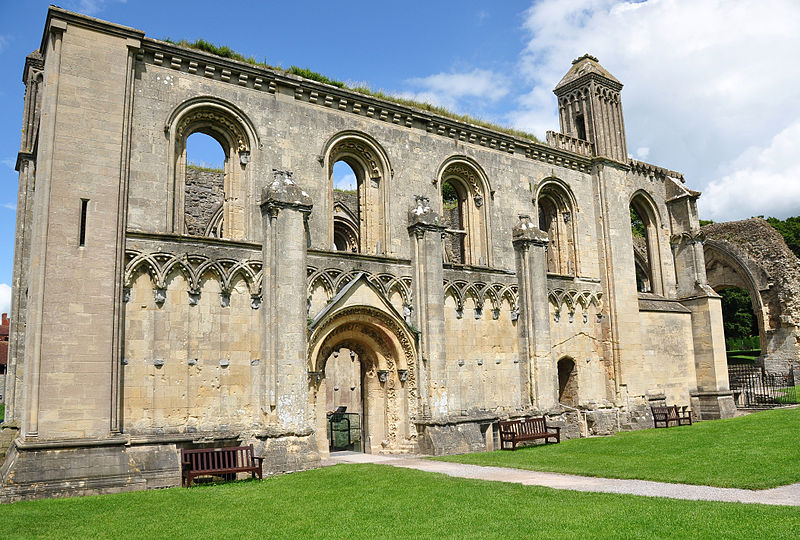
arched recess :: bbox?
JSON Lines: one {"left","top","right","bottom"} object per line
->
{"left": 322, "top": 131, "right": 392, "bottom": 255}
{"left": 535, "top": 178, "right": 579, "bottom": 276}
{"left": 557, "top": 356, "right": 578, "bottom": 407}
{"left": 703, "top": 241, "right": 769, "bottom": 352}
{"left": 166, "top": 97, "right": 259, "bottom": 241}
{"left": 307, "top": 305, "right": 417, "bottom": 455}
{"left": 630, "top": 191, "right": 664, "bottom": 295}
{"left": 437, "top": 156, "right": 493, "bottom": 267}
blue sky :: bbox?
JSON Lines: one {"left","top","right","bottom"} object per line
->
{"left": 1, "top": 0, "right": 799, "bottom": 314}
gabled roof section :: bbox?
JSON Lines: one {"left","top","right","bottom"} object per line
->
{"left": 555, "top": 54, "right": 621, "bottom": 93}
{"left": 308, "top": 273, "right": 409, "bottom": 332}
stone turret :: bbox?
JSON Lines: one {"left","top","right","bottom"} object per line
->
{"left": 554, "top": 54, "right": 627, "bottom": 162}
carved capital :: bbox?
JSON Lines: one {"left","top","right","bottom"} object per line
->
{"left": 512, "top": 214, "right": 549, "bottom": 249}
{"left": 261, "top": 169, "right": 313, "bottom": 214}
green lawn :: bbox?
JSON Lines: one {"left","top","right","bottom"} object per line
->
{"left": 434, "top": 407, "right": 800, "bottom": 490}
{"left": 777, "top": 385, "right": 800, "bottom": 404}
{"left": 1, "top": 464, "right": 798, "bottom": 539}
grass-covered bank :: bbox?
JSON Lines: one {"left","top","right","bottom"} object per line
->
{"left": 434, "top": 407, "right": 800, "bottom": 489}
{"left": 1, "top": 464, "right": 798, "bottom": 539}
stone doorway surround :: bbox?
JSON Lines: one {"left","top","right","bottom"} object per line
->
{"left": 307, "top": 274, "right": 419, "bottom": 457}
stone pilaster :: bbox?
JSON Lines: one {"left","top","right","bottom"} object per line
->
{"left": 512, "top": 215, "right": 556, "bottom": 410}
{"left": 667, "top": 178, "right": 735, "bottom": 419}
{"left": 261, "top": 170, "right": 313, "bottom": 431}
{"left": 407, "top": 196, "right": 447, "bottom": 420}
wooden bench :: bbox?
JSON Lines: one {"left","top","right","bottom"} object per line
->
{"left": 181, "top": 444, "right": 264, "bottom": 488}
{"left": 498, "top": 416, "right": 561, "bottom": 450}
{"left": 651, "top": 405, "right": 693, "bottom": 428}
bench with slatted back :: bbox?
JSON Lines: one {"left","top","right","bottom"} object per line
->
{"left": 498, "top": 416, "right": 560, "bottom": 450}
{"left": 181, "top": 444, "right": 264, "bottom": 487}
{"left": 651, "top": 405, "right": 692, "bottom": 428}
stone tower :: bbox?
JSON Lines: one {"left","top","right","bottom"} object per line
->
{"left": 554, "top": 54, "right": 627, "bottom": 162}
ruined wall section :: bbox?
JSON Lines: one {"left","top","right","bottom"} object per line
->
{"left": 123, "top": 271, "right": 261, "bottom": 435}
{"left": 547, "top": 278, "right": 609, "bottom": 407}
{"left": 703, "top": 218, "right": 800, "bottom": 373}
{"left": 636, "top": 298, "right": 697, "bottom": 406}
{"left": 125, "top": 41, "right": 602, "bottom": 275}
{"left": 183, "top": 167, "right": 224, "bottom": 236}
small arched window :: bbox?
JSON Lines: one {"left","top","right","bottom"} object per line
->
{"left": 536, "top": 181, "right": 577, "bottom": 276}
{"left": 630, "top": 193, "right": 664, "bottom": 295}
{"left": 438, "top": 158, "right": 491, "bottom": 267}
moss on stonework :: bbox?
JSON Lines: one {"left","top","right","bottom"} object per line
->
{"left": 161, "top": 38, "right": 541, "bottom": 144}
{"left": 187, "top": 163, "right": 224, "bottom": 173}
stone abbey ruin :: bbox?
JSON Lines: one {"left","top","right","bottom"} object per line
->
{"left": 2, "top": 7, "right": 798, "bottom": 501}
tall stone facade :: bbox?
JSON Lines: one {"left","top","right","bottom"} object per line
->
{"left": 1, "top": 8, "right": 736, "bottom": 501}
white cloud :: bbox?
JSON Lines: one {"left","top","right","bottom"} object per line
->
{"left": 699, "top": 120, "right": 800, "bottom": 221}
{"left": 2, "top": 203, "right": 16, "bottom": 211}
{"left": 636, "top": 147, "right": 650, "bottom": 160}
{"left": 0, "top": 35, "right": 8, "bottom": 55}
{"left": 401, "top": 69, "right": 510, "bottom": 110}
{"left": 64, "top": 0, "right": 127, "bottom": 16}
{"left": 510, "top": 0, "right": 800, "bottom": 220}
{"left": 0, "top": 283, "right": 10, "bottom": 315}
{"left": 2, "top": 158, "right": 15, "bottom": 170}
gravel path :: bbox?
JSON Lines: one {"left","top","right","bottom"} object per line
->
{"left": 328, "top": 452, "right": 800, "bottom": 506}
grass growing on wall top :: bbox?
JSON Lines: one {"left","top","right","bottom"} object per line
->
{"left": 186, "top": 162, "right": 224, "bottom": 173}
{"left": 434, "top": 407, "right": 800, "bottom": 490}
{"left": 1, "top": 464, "right": 797, "bottom": 538}
{"left": 161, "top": 38, "right": 542, "bottom": 144}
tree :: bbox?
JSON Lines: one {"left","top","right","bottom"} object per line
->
{"left": 719, "top": 287, "right": 758, "bottom": 340}
{"left": 765, "top": 216, "right": 800, "bottom": 259}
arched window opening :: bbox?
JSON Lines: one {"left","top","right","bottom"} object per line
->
{"left": 325, "top": 134, "right": 390, "bottom": 256}
{"left": 630, "top": 194, "right": 663, "bottom": 295}
{"left": 184, "top": 132, "right": 226, "bottom": 237}
{"left": 170, "top": 100, "right": 254, "bottom": 241}
{"left": 575, "top": 113, "right": 587, "bottom": 141}
{"left": 438, "top": 159, "right": 490, "bottom": 266}
{"left": 442, "top": 180, "right": 466, "bottom": 264}
{"left": 557, "top": 357, "right": 578, "bottom": 407}
{"left": 536, "top": 182, "right": 577, "bottom": 276}
{"left": 332, "top": 161, "right": 360, "bottom": 252}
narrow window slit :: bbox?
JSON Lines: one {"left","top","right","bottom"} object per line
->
{"left": 79, "top": 198, "right": 89, "bottom": 247}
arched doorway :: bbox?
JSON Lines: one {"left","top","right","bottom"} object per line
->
{"left": 308, "top": 305, "right": 417, "bottom": 455}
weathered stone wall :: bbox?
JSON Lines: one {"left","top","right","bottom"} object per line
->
{"left": 703, "top": 218, "right": 800, "bottom": 374}
{"left": 2, "top": 7, "right": 741, "bottom": 500}
{"left": 123, "top": 272, "right": 261, "bottom": 435}
{"left": 184, "top": 167, "right": 224, "bottom": 236}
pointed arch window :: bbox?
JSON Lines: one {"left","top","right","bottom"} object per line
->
{"left": 630, "top": 193, "right": 664, "bottom": 295}
{"left": 536, "top": 180, "right": 578, "bottom": 276}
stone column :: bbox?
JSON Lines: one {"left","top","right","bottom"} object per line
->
{"left": 407, "top": 196, "right": 447, "bottom": 420}
{"left": 261, "top": 170, "right": 313, "bottom": 431}
{"left": 667, "top": 178, "right": 735, "bottom": 419}
{"left": 512, "top": 215, "right": 556, "bottom": 410}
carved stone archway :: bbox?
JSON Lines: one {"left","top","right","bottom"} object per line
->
{"left": 308, "top": 305, "right": 417, "bottom": 455}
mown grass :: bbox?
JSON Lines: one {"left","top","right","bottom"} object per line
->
{"left": 1, "top": 464, "right": 798, "bottom": 539}
{"left": 777, "top": 385, "right": 800, "bottom": 404}
{"left": 160, "top": 38, "right": 542, "bottom": 143}
{"left": 434, "top": 407, "right": 800, "bottom": 490}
